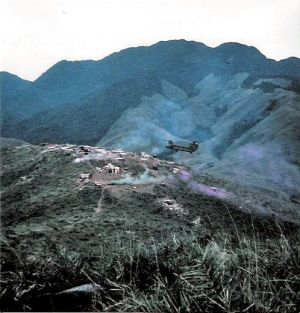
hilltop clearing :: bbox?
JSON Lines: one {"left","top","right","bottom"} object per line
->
{"left": 1, "top": 143, "right": 300, "bottom": 311}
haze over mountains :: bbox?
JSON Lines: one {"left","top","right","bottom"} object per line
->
{"left": 3, "top": 39, "right": 300, "bottom": 312}
{"left": 1, "top": 39, "right": 300, "bottom": 197}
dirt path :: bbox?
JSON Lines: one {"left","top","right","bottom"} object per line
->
{"left": 86, "top": 160, "right": 106, "bottom": 213}
{"left": 95, "top": 186, "right": 105, "bottom": 213}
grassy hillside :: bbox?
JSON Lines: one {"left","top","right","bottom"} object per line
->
{"left": 1, "top": 144, "right": 300, "bottom": 312}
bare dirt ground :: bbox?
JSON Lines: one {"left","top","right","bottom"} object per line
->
{"left": 1, "top": 143, "right": 299, "bottom": 261}
{"left": 1, "top": 143, "right": 300, "bottom": 312}
{"left": 74, "top": 146, "right": 188, "bottom": 201}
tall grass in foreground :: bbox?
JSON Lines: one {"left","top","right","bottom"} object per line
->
{"left": 1, "top": 227, "right": 300, "bottom": 312}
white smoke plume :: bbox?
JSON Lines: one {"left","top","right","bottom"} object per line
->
{"left": 111, "top": 169, "right": 162, "bottom": 185}
{"left": 74, "top": 153, "right": 109, "bottom": 163}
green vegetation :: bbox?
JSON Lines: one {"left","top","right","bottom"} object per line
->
{"left": 2, "top": 41, "right": 300, "bottom": 146}
{"left": 1, "top": 227, "right": 300, "bottom": 312}
{"left": 1, "top": 145, "right": 300, "bottom": 312}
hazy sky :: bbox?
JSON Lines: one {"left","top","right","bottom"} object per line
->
{"left": 1, "top": 0, "right": 299, "bottom": 81}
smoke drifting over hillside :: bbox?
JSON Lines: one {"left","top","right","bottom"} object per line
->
{"left": 234, "top": 144, "right": 300, "bottom": 193}
{"left": 111, "top": 170, "right": 162, "bottom": 185}
{"left": 99, "top": 73, "right": 300, "bottom": 199}
{"left": 196, "top": 143, "right": 300, "bottom": 196}
{"left": 2, "top": 40, "right": 300, "bottom": 220}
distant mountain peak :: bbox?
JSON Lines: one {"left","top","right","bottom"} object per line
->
{"left": 0, "top": 71, "right": 31, "bottom": 82}
{"left": 215, "top": 42, "right": 267, "bottom": 59}
{"left": 2, "top": 39, "right": 300, "bottom": 148}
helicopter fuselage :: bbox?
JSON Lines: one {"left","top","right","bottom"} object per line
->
{"left": 166, "top": 142, "right": 199, "bottom": 153}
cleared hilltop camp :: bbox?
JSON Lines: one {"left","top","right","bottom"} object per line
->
{"left": 1, "top": 141, "right": 300, "bottom": 311}
{"left": 1, "top": 38, "right": 300, "bottom": 313}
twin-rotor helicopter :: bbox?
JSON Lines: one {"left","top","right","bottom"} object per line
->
{"left": 163, "top": 140, "right": 199, "bottom": 154}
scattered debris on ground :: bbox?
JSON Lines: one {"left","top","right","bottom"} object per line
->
{"left": 2, "top": 143, "right": 300, "bottom": 312}
{"left": 161, "top": 198, "right": 188, "bottom": 216}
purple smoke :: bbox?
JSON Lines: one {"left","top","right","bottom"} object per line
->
{"left": 177, "top": 170, "right": 233, "bottom": 200}
{"left": 235, "top": 143, "right": 300, "bottom": 194}
{"left": 188, "top": 181, "right": 232, "bottom": 199}
{"left": 179, "top": 170, "right": 192, "bottom": 181}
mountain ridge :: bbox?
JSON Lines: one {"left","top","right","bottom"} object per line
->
{"left": 1, "top": 39, "right": 300, "bottom": 154}
{"left": 2, "top": 40, "right": 300, "bottom": 84}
